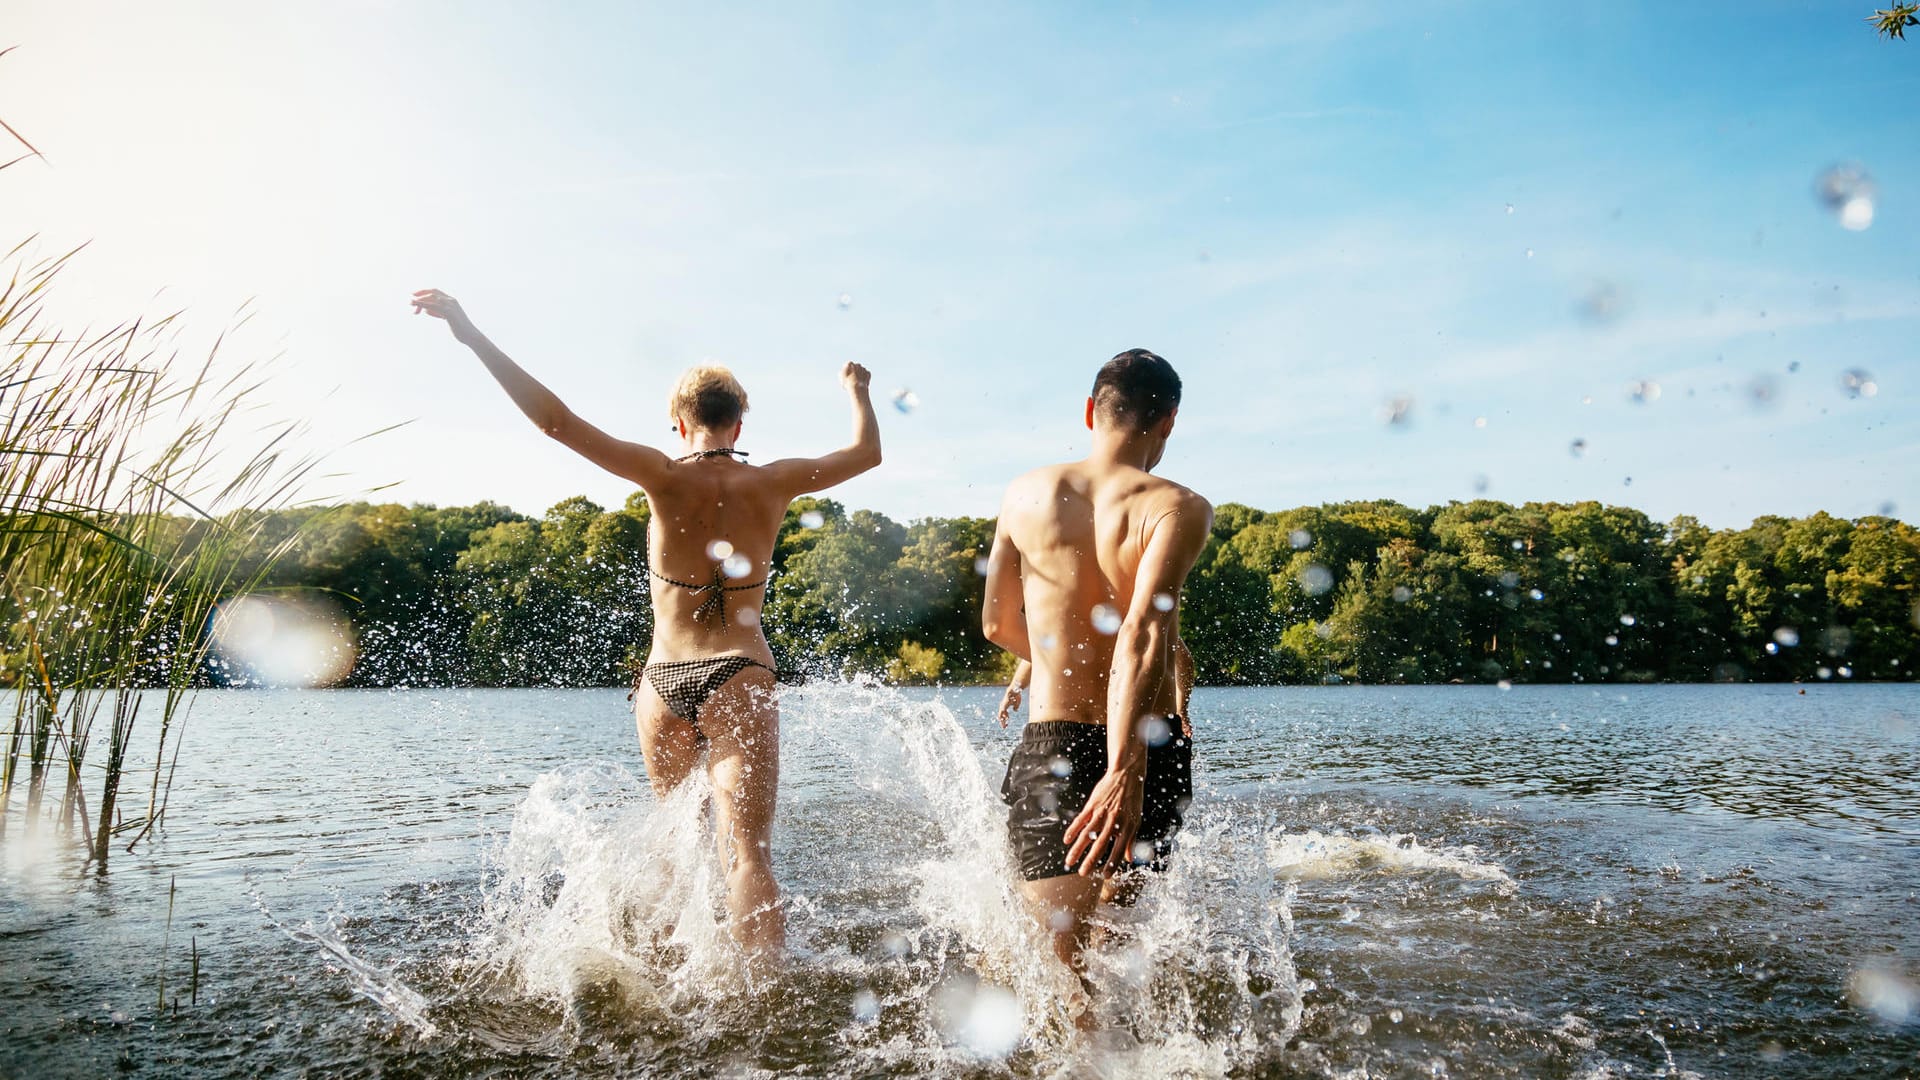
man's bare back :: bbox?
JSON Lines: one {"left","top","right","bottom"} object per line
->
{"left": 982, "top": 349, "right": 1211, "bottom": 989}
{"left": 993, "top": 461, "right": 1200, "bottom": 726}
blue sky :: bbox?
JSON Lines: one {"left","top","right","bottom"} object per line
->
{"left": 7, "top": 2, "right": 1916, "bottom": 527}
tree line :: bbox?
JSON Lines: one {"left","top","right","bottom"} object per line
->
{"left": 133, "top": 494, "right": 1917, "bottom": 688}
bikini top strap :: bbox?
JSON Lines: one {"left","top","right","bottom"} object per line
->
{"left": 647, "top": 564, "right": 767, "bottom": 623}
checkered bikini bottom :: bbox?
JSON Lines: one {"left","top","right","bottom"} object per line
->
{"left": 633, "top": 655, "right": 776, "bottom": 731}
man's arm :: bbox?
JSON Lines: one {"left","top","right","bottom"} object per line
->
{"left": 980, "top": 506, "right": 1031, "bottom": 662}
{"left": 1174, "top": 635, "right": 1196, "bottom": 737}
{"left": 760, "top": 363, "right": 881, "bottom": 496}
{"left": 412, "top": 289, "right": 671, "bottom": 488}
{"left": 1062, "top": 491, "right": 1212, "bottom": 876}
{"left": 996, "top": 658, "right": 1032, "bottom": 728}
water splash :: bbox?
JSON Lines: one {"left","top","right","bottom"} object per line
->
{"left": 252, "top": 890, "right": 440, "bottom": 1038}
{"left": 463, "top": 681, "right": 1305, "bottom": 1074}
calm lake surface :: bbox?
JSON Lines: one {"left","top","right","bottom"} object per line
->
{"left": 3, "top": 683, "right": 1917, "bottom": 1078}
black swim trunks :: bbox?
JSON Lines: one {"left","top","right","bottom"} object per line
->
{"left": 1001, "top": 718, "right": 1192, "bottom": 882}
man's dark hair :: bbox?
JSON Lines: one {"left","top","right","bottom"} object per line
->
{"left": 1091, "top": 348, "right": 1182, "bottom": 430}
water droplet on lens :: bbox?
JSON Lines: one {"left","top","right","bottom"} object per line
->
{"left": 1525, "top": 248, "right": 1534, "bottom": 259}
{"left": 1299, "top": 563, "right": 1334, "bottom": 596}
{"left": 1846, "top": 962, "right": 1917, "bottom": 1024}
{"left": 1496, "top": 679, "right": 1513, "bottom": 691}
{"left": 722, "top": 552, "right": 753, "bottom": 579}
{"left": 1392, "top": 586, "right": 1413, "bottom": 603}
{"left": 798, "top": 510, "right": 825, "bottom": 529}
{"left": 1747, "top": 374, "right": 1779, "bottom": 409}
{"left": 1772, "top": 626, "right": 1800, "bottom": 648}
{"left": 1152, "top": 592, "right": 1175, "bottom": 612}
{"left": 1047, "top": 907, "right": 1074, "bottom": 932}
{"left": 210, "top": 595, "right": 357, "bottom": 688}
{"left": 1628, "top": 379, "right": 1661, "bottom": 404}
{"left": 1091, "top": 604, "right": 1122, "bottom": 634}
{"left": 1816, "top": 165, "right": 1876, "bottom": 231}
{"left": 837, "top": 292, "right": 853, "bottom": 309}
{"left": 931, "top": 977, "right": 1022, "bottom": 1059}
{"left": 1390, "top": 1008, "right": 1405, "bottom": 1024}
{"left": 1623, "top": 476, "right": 1632, "bottom": 487}
{"left": 734, "top": 607, "right": 761, "bottom": 626}
{"left": 1048, "top": 755, "right": 1073, "bottom": 778}
{"left": 1620, "top": 614, "right": 1636, "bottom": 626}
{"left": 707, "top": 539, "right": 734, "bottom": 560}
{"left": 1381, "top": 394, "right": 1415, "bottom": 427}
{"left": 1288, "top": 528, "right": 1312, "bottom": 550}
{"left": 1841, "top": 368, "right": 1878, "bottom": 399}
{"left": 1472, "top": 474, "right": 1490, "bottom": 493}
{"left": 1578, "top": 281, "right": 1625, "bottom": 325}
{"left": 1529, "top": 588, "right": 1545, "bottom": 601}
{"left": 1604, "top": 634, "right": 1619, "bottom": 646}
{"left": 891, "top": 388, "right": 919, "bottom": 413}
{"left": 1138, "top": 716, "right": 1172, "bottom": 746}
{"left": 974, "top": 556, "right": 990, "bottom": 576}
{"left": 1569, "top": 438, "right": 1587, "bottom": 458}
{"left": 852, "top": 989, "right": 880, "bottom": 1022}
{"left": 1788, "top": 360, "right": 1801, "bottom": 373}
{"left": 1473, "top": 416, "right": 1487, "bottom": 428}
{"left": 1504, "top": 202, "right": 1515, "bottom": 214}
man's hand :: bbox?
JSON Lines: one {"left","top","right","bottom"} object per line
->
{"left": 841, "top": 361, "right": 871, "bottom": 397}
{"left": 995, "top": 681, "right": 1023, "bottom": 728}
{"left": 411, "top": 288, "right": 478, "bottom": 342}
{"left": 1062, "top": 768, "right": 1143, "bottom": 876}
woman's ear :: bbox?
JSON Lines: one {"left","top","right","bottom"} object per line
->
{"left": 1084, "top": 397, "right": 1096, "bottom": 431}
{"left": 733, "top": 419, "right": 744, "bottom": 441}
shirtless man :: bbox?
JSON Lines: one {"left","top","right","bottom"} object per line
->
{"left": 981, "top": 348, "right": 1212, "bottom": 979}
{"left": 411, "top": 288, "right": 881, "bottom": 958}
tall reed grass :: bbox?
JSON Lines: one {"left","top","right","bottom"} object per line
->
{"left": 1, "top": 121, "right": 321, "bottom": 869}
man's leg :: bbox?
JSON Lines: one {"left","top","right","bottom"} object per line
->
{"left": 699, "top": 668, "right": 785, "bottom": 958}
{"left": 1019, "top": 873, "right": 1104, "bottom": 974}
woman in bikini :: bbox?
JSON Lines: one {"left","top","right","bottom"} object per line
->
{"left": 411, "top": 288, "right": 881, "bottom": 958}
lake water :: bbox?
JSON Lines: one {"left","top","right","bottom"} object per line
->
{"left": 2, "top": 683, "right": 1917, "bottom": 1078}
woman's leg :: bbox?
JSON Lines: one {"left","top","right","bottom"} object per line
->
{"left": 698, "top": 666, "right": 784, "bottom": 957}
{"left": 634, "top": 681, "right": 702, "bottom": 797}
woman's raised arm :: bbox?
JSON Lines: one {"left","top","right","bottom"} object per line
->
{"left": 412, "top": 288, "right": 670, "bottom": 489}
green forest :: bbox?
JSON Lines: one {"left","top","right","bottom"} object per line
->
{"left": 85, "top": 494, "right": 1913, "bottom": 689}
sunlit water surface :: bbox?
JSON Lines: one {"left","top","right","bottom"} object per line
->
{"left": 2, "top": 684, "right": 1917, "bottom": 1078}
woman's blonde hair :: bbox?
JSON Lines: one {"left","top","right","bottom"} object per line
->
{"left": 669, "top": 365, "right": 749, "bottom": 430}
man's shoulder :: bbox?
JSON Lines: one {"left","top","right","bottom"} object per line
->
{"left": 1002, "top": 462, "right": 1076, "bottom": 500}
{"left": 1135, "top": 472, "right": 1211, "bottom": 516}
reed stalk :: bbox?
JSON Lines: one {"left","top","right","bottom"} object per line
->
{"left": 1, "top": 107, "right": 323, "bottom": 869}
